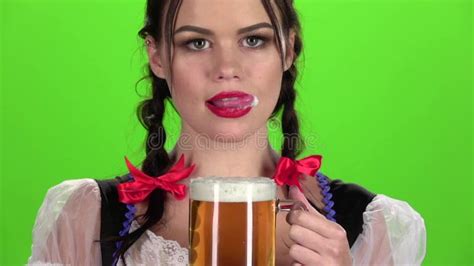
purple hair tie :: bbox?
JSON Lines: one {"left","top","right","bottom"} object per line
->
{"left": 316, "top": 172, "right": 336, "bottom": 222}
{"left": 112, "top": 174, "right": 137, "bottom": 266}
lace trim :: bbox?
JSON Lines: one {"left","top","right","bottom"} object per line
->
{"left": 130, "top": 220, "right": 190, "bottom": 255}
{"left": 113, "top": 220, "right": 189, "bottom": 265}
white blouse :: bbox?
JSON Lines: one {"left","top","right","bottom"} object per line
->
{"left": 27, "top": 178, "right": 426, "bottom": 265}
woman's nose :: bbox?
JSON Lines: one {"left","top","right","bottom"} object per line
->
{"left": 212, "top": 45, "right": 242, "bottom": 82}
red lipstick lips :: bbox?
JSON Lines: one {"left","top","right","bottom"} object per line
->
{"left": 205, "top": 91, "right": 256, "bottom": 118}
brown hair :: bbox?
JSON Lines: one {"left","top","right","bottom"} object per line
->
{"left": 116, "top": 0, "right": 305, "bottom": 262}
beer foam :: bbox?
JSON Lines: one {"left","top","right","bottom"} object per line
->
{"left": 250, "top": 95, "right": 259, "bottom": 107}
{"left": 190, "top": 176, "right": 276, "bottom": 202}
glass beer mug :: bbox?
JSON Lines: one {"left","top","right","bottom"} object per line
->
{"left": 189, "top": 176, "right": 300, "bottom": 266}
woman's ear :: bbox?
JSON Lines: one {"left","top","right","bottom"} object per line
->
{"left": 284, "top": 29, "right": 296, "bottom": 72}
{"left": 145, "top": 35, "right": 166, "bottom": 79}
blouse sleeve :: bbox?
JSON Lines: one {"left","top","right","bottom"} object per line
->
{"left": 350, "top": 194, "right": 427, "bottom": 265}
{"left": 27, "top": 178, "right": 102, "bottom": 265}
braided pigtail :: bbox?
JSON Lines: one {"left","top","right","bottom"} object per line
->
{"left": 115, "top": 73, "right": 174, "bottom": 264}
{"left": 266, "top": 0, "right": 305, "bottom": 160}
{"left": 114, "top": 0, "right": 183, "bottom": 262}
{"left": 280, "top": 65, "right": 305, "bottom": 160}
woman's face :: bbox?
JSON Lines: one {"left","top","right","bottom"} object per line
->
{"left": 148, "top": 0, "right": 294, "bottom": 142}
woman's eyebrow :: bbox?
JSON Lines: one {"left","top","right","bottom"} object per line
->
{"left": 174, "top": 22, "right": 273, "bottom": 36}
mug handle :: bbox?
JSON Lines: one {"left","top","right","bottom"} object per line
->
{"left": 276, "top": 199, "right": 309, "bottom": 213}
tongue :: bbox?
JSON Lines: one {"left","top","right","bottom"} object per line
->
{"left": 211, "top": 94, "right": 255, "bottom": 108}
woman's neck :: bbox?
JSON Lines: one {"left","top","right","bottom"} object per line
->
{"left": 169, "top": 125, "right": 281, "bottom": 183}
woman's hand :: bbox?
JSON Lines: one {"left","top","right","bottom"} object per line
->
{"left": 286, "top": 186, "right": 353, "bottom": 266}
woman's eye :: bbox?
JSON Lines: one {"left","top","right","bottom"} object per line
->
{"left": 184, "top": 35, "right": 266, "bottom": 51}
{"left": 186, "top": 39, "right": 210, "bottom": 50}
{"left": 243, "top": 36, "right": 266, "bottom": 48}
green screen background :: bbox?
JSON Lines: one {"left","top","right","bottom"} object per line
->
{"left": 1, "top": 0, "right": 472, "bottom": 264}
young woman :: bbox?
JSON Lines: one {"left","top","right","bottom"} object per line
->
{"left": 28, "top": 0, "right": 426, "bottom": 265}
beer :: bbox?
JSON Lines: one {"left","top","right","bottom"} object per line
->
{"left": 189, "top": 177, "right": 277, "bottom": 266}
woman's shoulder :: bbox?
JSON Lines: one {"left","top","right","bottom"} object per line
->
{"left": 363, "top": 193, "right": 425, "bottom": 225}
{"left": 34, "top": 178, "right": 104, "bottom": 230}
{"left": 328, "top": 177, "right": 377, "bottom": 206}
{"left": 38, "top": 174, "right": 130, "bottom": 220}
{"left": 43, "top": 174, "right": 130, "bottom": 201}
{"left": 328, "top": 177, "right": 424, "bottom": 224}
{"left": 324, "top": 175, "right": 425, "bottom": 252}
{"left": 29, "top": 177, "right": 107, "bottom": 264}
{"left": 43, "top": 178, "right": 101, "bottom": 206}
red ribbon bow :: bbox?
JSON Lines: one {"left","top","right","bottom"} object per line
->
{"left": 117, "top": 154, "right": 196, "bottom": 204}
{"left": 271, "top": 155, "right": 322, "bottom": 192}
